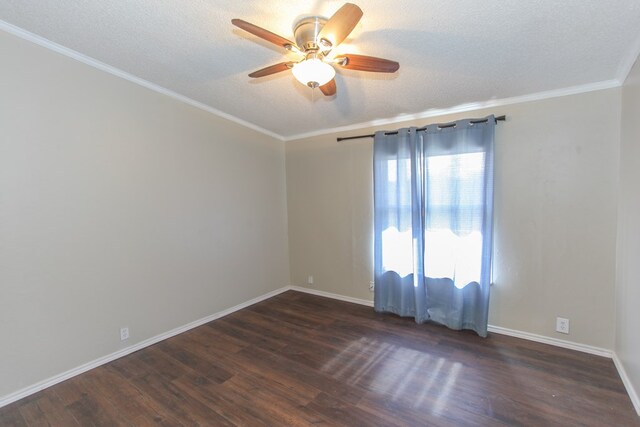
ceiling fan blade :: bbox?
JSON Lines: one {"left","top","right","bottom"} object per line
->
{"left": 248, "top": 62, "right": 294, "bottom": 78}
{"left": 319, "top": 79, "right": 337, "bottom": 96}
{"left": 317, "top": 3, "right": 363, "bottom": 49}
{"left": 335, "top": 54, "right": 399, "bottom": 73}
{"left": 232, "top": 19, "right": 295, "bottom": 49}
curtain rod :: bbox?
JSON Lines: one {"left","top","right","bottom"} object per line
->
{"left": 336, "top": 115, "right": 506, "bottom": 142}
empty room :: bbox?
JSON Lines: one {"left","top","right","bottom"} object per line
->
{"left": 1, "top": 1, "right": 640, "bottom": 425}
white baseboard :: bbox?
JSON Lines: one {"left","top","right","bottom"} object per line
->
{"left": 288, "top": 286, "right": 614, "bottom": 358}
{"left": 612, "top": 353, "right": 640, "bottom": 416}
{"left": 3, "top": 285, "right": 638, "bottom": 418}
{"left": 486, "top": 325, "right": 612, "bottom": 358}
{"left": 0, "top": 286, "right": 290, "bottom": 409}
{"left": 290, "top": 286, "right": 374, "bottom": 307}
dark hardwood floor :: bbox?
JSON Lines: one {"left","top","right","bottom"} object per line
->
{"left": 1, "top": 290, "right": 638, "bottom": 426}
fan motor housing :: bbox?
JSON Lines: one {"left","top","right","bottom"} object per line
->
{"left": 293, "top": 16, "right": 327, "bottom": 52}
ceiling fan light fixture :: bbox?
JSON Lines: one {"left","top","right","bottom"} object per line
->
{"left": 292, "top": 58, "right": 335, "bottom": 88}
{"left": 232, "top": 3, "right": 398, "bottom": 97}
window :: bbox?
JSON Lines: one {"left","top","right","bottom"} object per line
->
{"left": 380, "top": 152, "right": 486, "bottom": 288}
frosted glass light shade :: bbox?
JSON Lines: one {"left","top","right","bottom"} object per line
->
{"left": 292, "top": 58, "right": 335, "bottom": 87}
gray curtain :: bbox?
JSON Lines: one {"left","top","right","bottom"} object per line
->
{"left": 373, "top": 116, "right": 495, "bottom": 337}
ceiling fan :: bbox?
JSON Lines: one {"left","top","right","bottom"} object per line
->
{"left": 231, "top": 3, "right": 399, "bottom": 96}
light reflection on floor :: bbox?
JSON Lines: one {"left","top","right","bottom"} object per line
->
{"left": 320, "top": 336, "right": 462, "bottom": 415}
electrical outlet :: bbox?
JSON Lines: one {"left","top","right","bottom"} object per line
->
{"left": 307, "top": 275, "right": 314, "bottom": 285}
{"left": 556, "top": 317, "right": 569, "bottom": 334}
{"left": 120, "top": 327, "right": 129, "bottom": 341}
{"left": 369, "top": 281, "right": 375, "bottom": 292}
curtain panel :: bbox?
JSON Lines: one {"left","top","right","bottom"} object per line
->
{"left": 373, "top": 116, "right": 495, "bottom": 337}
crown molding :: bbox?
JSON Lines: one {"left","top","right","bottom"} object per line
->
{"left": 284, "top": 79, "right": 621, "bottom": 141}
{"left": 617, "top": 31, "right": 640, "bottom": 84}
{"left": 0, "top": 19, "right": 628, "bottom": 143}
{"left": 0, "top": 20, "right": 285, "bottom": 141}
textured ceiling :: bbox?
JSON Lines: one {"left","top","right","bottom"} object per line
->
{"left": 1, "top": 1, "right": 640, "bottom": 138}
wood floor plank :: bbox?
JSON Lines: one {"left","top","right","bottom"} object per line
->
{"left": 306, "top": 392, "right": 392, "bottom": 427}
{"left": 130, "top": 372, "right": 234, "bottom": 426}
{"left": 185, "top": 324, "right": 249, "bottom": 354}
{"left": 171, "top": 374, "right": 271, "bottom": 426}
{"left": 105, "top": 351, "right": 155, "bottom": 380}
{"left": 130, "top": 411, "right": 182, "bottom": 427}
{"left": 82, "top": 365, "right": 180, "bottom": 426}
{"left": 51, "top": 377, "right": 87, "bottom": 407}
{"left": 207, "top": 317, "right": 289, "bottom": 353}
{"left": 155, "top": 337, "right": 233, "bottom": 384}
{"left": 65, "top": 393, "right": 130, "bottom": 427}
{"left": 356, "top": 392, "right": 470, "bottom": 427}
{"left": 34, "top": 389, "right": 81, "bottom": 426}
{"left": 0, "top": 403, "right": 29, "bottom": 427}
{"left": 234, "top": 345, "right": 366, "bottom": 405}
{"left": 104, "top": 365, "right": 185, "bottom": 427}
{"left": 215, "top": 377, "right": 330, "bottom": 427}
{"left": 17, "top": 399, "right": 49, "bottom": 427}
{"left": 0, "top": 290, "right": 637, "bottom": 426}
{"left": 246, "top": 298, "right": 335, "bottom": 329}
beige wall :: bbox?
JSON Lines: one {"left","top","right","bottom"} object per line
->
{"left": 287, "top": 88, "right": 621, "bottom": 349}
{"left": 617, "top": 54, "right": 640, "bottom": 411}
{"left": 0, "top": 31, "right": 289, "bottom": 398}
